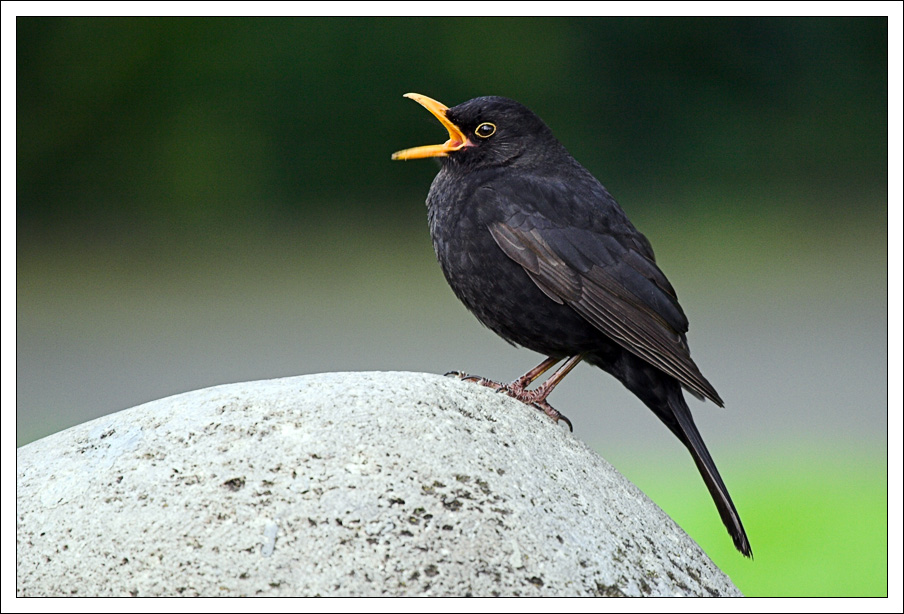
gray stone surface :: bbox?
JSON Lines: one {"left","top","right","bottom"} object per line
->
{"left": 16, "top": 371, "right": 742, "bottom": 597}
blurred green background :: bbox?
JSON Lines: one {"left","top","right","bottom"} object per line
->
{"left": 16, "top": 17, "right": 888, "bottom": 596}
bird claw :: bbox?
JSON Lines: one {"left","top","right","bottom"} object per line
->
{"left": 446, "top": 371, "right": 489, "bottom": 384}
{"left": 532, "top": 401, "right": 574, "bottom": 432}
{"left": 447, "top": 370, "right": 573, "bottom": 431}
{"left": 446, "top": 371, "right": 506, "bottom": 390}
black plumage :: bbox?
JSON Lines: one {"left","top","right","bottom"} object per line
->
{"left": 392, "top": 93, "right": 751, "bottom": 558}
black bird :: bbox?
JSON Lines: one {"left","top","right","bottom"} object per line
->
{"left": 392, "top": 93, "right": 751, "bottom": 558}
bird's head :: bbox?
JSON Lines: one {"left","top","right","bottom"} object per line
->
{"left": 392, "top": 93, "right": 560, "bottom": 169}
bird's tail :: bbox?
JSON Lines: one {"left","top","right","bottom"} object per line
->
{"left": 667, "top": 390, "right": 752, "bottom": 558}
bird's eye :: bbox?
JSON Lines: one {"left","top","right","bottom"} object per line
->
{"left": 475, "top": 122, "right": 496, "bottom": 138}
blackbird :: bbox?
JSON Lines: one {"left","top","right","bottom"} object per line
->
{"left": 392, "top": 93, "right": 751, "bottom": 558}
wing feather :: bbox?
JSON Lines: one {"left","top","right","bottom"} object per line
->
{"left": 488, "top": 219, "right": 722, "bottom": 406}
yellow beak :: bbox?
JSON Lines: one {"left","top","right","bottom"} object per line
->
{"left": 391, "top": 93, "right": 470, "bottom": 160}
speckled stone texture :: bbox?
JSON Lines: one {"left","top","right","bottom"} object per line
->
{"left": 16, "top": 371, "right": 742, "bottom": 597}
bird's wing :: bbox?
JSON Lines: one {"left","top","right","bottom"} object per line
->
{"left": 487, "top": 206, "right": 722, "bottom": 406}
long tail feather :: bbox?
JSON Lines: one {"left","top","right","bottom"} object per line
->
{"left": 668, "top": 391, "right": 752, "bottom": 557}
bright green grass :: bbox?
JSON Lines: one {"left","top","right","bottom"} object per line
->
{"left": 630, "top": 444, "right": 888, "bottom": 596}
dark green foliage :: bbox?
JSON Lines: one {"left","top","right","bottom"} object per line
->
{"left": 16, "top": 17, "right": 887, "bottom": 235}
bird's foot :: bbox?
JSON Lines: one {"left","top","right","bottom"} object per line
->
{"left": 445, "top": 371, "right": 573, "bottom": 431}
{"left": 496, "top": 383, "right": 575, "bottom": 432}
{"left": 532, "top": 401, "right": 574, "bottom": 432}
{"left": 444, "top": 370, "right": 507, "bottom": 392}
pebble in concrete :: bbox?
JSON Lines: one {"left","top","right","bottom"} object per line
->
{"left": 16, "top": 371, "right": 742, "bottom": 596}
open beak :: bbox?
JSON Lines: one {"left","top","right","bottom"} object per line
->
{"left": 391, "top": 93, "right": 470, "bottom": 160}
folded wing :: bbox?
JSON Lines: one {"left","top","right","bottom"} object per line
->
{"left": 488, "top": 215, "right": 723, "bottom": 407}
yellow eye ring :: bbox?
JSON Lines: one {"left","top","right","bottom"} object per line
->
{"left": 475, "top": 122, "right": 496, "bottom": 138}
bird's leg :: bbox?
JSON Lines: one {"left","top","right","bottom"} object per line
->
{"left": 515, "top": 354, "right": 585, "bottom": 405}
{"left": 502, "top": 356, "right": 562, "bottom": 397}
{"left": 518, "top": 354, "right": 585, "bottom": 432}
